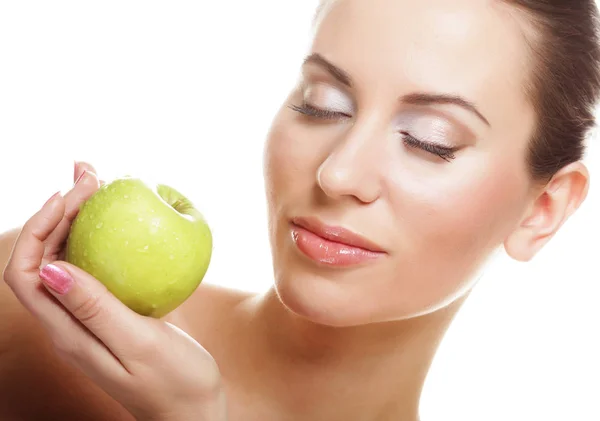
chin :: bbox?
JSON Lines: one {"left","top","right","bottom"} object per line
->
{"left": 273, "top": 273, "right": 369, "bottom": 327}
{"left": 271, "top": 261, "right": 423, "bottom": 328}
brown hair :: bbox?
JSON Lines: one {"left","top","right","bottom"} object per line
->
{"left": 314, "top": 0, "right": 600, "bottom": 182}
{"left": 507, "top": 0, "right": 600, "bottom": 181}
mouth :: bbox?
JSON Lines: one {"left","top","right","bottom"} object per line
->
{"left": 289, "top": 216, "right": 387, "bottom": 267}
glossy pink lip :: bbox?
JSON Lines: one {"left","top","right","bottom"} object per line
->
{"left": 290, "top": 216, "right": 387, "bottom": 267}
{"left": 291, "top": 217, "right": 386, "bottom": 253}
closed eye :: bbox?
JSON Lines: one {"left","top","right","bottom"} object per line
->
{"left": 400, "top": 131, "right": 457, "bottom": 162}
{"left": 289, "top": 103, "right": 351, "bottom": 120}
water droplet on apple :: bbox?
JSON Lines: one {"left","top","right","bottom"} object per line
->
{"left": 169, "top": 255, "right": 174, "bottom": 260}
{"left": 96, "top": 222, "right": 103, "bottom": 229}
{"left": 125, "top": 240, "right": 129, "bottom": 246}
{"left": 83, "top": 250, "right": 88, "bottom": 257}
{"left": 138, "top": 217, "right": 144, "bottom": 222}
{"left": 124, "top": 195, "right": 129, "bottom": 199}
{"left": 88, "top": 232, "right": 93, "bottom": 239}
{"left": 143, "top": 245, "right": 149, "bottom": 250}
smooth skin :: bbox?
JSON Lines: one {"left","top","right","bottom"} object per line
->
{"left": 0, "top": 0, "right": 591, "bottom": 420}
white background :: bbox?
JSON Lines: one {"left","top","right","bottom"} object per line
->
{"left": 0, "top": 1, "right": 598, "bottom": 420}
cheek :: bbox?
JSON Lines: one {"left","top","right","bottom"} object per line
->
{"left": 264, "top": 108, "right": 334, "bottom": 209}
{"left": 264, "top": 112, "right": 300, "bottom": 206}
{"left": 391, "top": 156, "right": 528, "bottom": 266}
{"left": 373, "top": 157, "right": 529, "bottom": 316}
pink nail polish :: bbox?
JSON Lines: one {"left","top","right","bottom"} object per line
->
{"left": 39, "top": 264, "right": 74, "bottom": 295}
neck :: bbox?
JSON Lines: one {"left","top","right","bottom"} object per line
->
{"left": 237, "top": 287, "right": 470, "bottom": 421}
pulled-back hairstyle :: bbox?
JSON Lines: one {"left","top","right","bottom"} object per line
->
{"left": 314, "top": 0, "right": 600, "bottom": 182}
{"left": 509, "top": 0, "right": 600, "bottom": 181}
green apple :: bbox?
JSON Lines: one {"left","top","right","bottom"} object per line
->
{"left": 65, "top": 176, "right": 212, "bottom": 318}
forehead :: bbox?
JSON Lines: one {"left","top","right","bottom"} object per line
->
{"left": 312, "top": 0, "right": 534, "bottom": 130}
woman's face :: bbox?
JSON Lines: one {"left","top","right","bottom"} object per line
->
{"left": 263, "top": 0, "right": 538, "bottom": 326}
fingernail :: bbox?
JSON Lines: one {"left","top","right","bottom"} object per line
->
{"left": 44, "top": 191, "right": 62, "bottom": 207}
{"left": 75, "top": 170, "right": 89, "bottom": 185}
{"left": 40, "top": 264, "right": 74, "bottom": 295}
{"left": 74, "top": 160, "right": 81, "bottom": 179}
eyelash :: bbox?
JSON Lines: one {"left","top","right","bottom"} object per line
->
{"left": 289, "top": 103, "right": 352, "bottom": 120}
{"left": 289, "top": 103, "right": 458, "bottom": 162}
{"left": 400, "top": 131, "right": 457, "bottom": 162}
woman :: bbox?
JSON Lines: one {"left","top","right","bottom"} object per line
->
{"left": 1, "top": 0, "right": 599, "bottom": 420}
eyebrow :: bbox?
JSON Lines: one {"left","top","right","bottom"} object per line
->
{"left": 400, "top": 92, "right": 490, "bottom": 127}
{"left": 303, "top": 53, "right": 353, "bottom": 86}
{"left": 303, "top": 53, "right": 491, "bottom": 127}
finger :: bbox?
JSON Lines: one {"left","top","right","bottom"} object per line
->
{"left": 74, "top": 161, "right": 98, "bottom": 183}
{"left": 44, "top": 171, "right": 100, "bottom": 258}
{"left": 39, "top": 261, "right": 156, "bottom": 367}
{"left": 65, "top": 170, "right": 100, "bottom": 220}
{"left": 75, "top": 161, "right": 105, "bottom": 186}
{"left": 4, "top": 193, "right": 129, "bottom": 386}
{"left": 33, "top": 263, "right": 131, "bottom": 389}
{"left": 3, "top": 193, "right": 69, "bottom": 325}
{"left": 3, "top": 192, "right": 65, "bottom": 295}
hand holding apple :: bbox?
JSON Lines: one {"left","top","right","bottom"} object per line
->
{"left": 66, "top": 176, "right": 212, "bottom": 318}
{"left": 2, "top": 164, "right": 227, "bottom": 421}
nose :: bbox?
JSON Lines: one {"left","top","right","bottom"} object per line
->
{"left": 316, "top": 123, "right": 384, "bottom": 204}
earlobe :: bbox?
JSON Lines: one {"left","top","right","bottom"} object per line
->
{"left": 504, "top": 162, "right": 590, "bottom": 262}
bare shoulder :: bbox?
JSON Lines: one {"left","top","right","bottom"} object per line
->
{"left": 0, "top": 227, "right": 133, "bottom": 420}
{"left": 179, "top": 281, "right": 255, "bottom": 327}
{"left": 173, "top": 281, "right": 257, "bottom": 350}
{"left": 195, "top": 282, "right": 254, "bottom": 310}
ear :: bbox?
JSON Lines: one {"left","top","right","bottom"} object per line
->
{"left": 504, "top": 161, "right": 590, "bottom": 262}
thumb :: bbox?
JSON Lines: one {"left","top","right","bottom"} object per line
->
{"left": 39, "top": 262, "right": 149, "bottom": 359}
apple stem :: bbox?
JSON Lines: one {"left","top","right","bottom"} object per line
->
{"left": 172, "top": 199, "right": 184, "bottom": 211}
